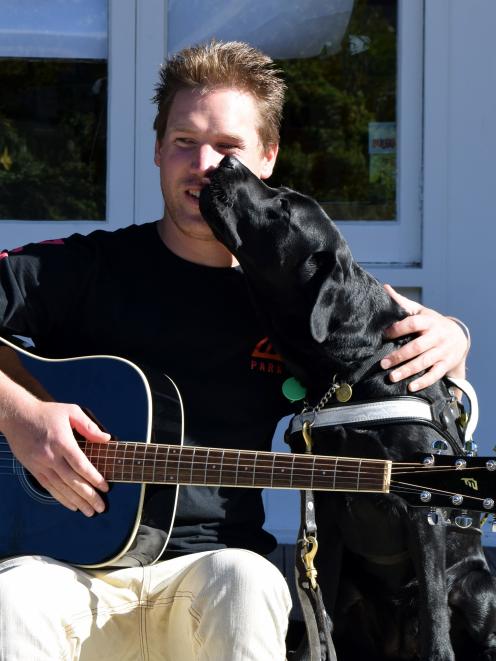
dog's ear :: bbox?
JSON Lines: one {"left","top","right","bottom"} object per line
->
{"left": 308, "top": 246, "right": 354, "bottom": 344}
{"left": 309, "top": 279, "right": 338, "bottom": 343}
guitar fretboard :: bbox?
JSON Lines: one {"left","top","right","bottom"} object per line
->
{"left": 83, "top": 441, "right": 391, "bottom": 492}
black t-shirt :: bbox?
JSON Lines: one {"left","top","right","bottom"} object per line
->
{"left": 0, "top": 222, "right": 293, "bottom": 557}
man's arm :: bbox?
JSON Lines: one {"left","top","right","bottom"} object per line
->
{"left": 0, "top": 346, "right": 110, "bottom": 516}
{"left": 380, "top": 284, "right": 470, "bottom": 392}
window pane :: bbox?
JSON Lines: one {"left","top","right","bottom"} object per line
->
{"left": 272, "top": 0, "right": 397, "bottom": 220}
{"left": 168, "top": 0, "right": 397, "bottom": 221}
{"left": 0, "top": 1, "right": 108, "bottom": 221}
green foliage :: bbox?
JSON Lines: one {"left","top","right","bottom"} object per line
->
{"left": 271, "top": 0, "right": 397, "bottom": 220}
{"left": 0, "top": 59, "right": 107, "bottom": 221}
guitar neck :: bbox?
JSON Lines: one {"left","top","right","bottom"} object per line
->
{"left": 83, "top": 440, "right": 391, "bottom": 493}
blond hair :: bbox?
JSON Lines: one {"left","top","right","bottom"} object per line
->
{"left": 152, "top": 40, "right": 286, "bottom": 149}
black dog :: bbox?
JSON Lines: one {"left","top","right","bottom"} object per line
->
{"left": 200, "top": 156, "right": 496, "bottom": 660}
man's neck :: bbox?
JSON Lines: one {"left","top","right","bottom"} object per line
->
{"left": 156, "top": 218, "right": 238, "bottom": 268}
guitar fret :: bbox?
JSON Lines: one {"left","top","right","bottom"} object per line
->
{"left": 310, "top": 454, "right": 316, "bottom": 490}
{"left": 219, "top": 449, "right": 225, "bottom": 485}
{"left": 151, "top": 443, "right": 159, "bottom": 483}
{"left": 189, "top": 447, "right": 195, "bottom": 485}
{"left": 164, "top": 445, "right": 171, "bottom": 483}
{"left": 289, "top": 454, "right": 296, "bottom": 489}
{"left": 204, "top": 448, "right": 210, "bottom": 485}
{"left": 235, "top": 450, "right": 240, "bottom": 486}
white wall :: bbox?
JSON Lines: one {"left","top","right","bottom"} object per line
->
{"left": 423, "top": 0, "right": 496, "bottom": 455}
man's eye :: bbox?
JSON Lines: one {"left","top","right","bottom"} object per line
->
{"left": 218, "top": 144, "right": 238, "bottom": 151}
{"left": 176, "top": 137, "right": 195, "bottom": 146}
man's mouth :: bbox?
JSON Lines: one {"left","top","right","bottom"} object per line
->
{"left": 186, "top": 189, "right": 201, "bottom": 200}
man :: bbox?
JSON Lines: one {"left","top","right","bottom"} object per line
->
{"left": 0, "top": 41, "right": 468, "bottom": 660}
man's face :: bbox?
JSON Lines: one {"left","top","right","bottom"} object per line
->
{"left": 154, "top": 87, "right": 278, "bottom": 244}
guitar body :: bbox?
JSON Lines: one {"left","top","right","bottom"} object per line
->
{"left": 0, "top": 342, "right": 183, "bottom": 567}
{"left": 1, "top": 339, "right": 494, "bottom": 571}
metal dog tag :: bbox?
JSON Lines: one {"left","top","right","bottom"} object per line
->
{"left": 336, "top": 383, "right": 352, "bottom": 403}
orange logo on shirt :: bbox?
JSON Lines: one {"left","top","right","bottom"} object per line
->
{"left": 250, "top": 337, "right": 284, "bottom": 374}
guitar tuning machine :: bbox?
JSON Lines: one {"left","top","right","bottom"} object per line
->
{"left": 427, "top": 508, "right": 450, "bottom": 526}
{"left": 486, "top": 460, "right": 496, "bottom": 471}
{"left": 432, "top": 439, "right": 449, "bottom": 454}
{"left": 420, "top": 490, "right": 432, "bottom": 503}
{"left": 463, "top": 440, "right": 478, "bottom": 456}
{"left": 451, "top": 494, "right": 464, "bottom": 506}
{"left": 454, "top": 510, "right": 473, "bottom": 529}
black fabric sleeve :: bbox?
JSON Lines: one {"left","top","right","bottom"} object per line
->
{"left": 0, "top": 235, "right": 99, "bottom": 345}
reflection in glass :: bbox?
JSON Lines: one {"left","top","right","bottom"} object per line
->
{"left": 167, "top": 0, "right": 397, "bottom": 221}
{"left": 0, "top": 1, "right": 107, "bottom": 221}
{"left": 272, "top": 0, "right": 397, "bottom": 220}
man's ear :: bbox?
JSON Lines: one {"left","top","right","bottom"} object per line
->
{"left": 154, "top": 139, "right": 162, "bottom": 166}
{"left": 260, "top": 143, "right": 279, "bottom": 180}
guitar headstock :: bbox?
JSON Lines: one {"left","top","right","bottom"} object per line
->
{"left": 390, "top": 454, "right": 496, "bottom": 519}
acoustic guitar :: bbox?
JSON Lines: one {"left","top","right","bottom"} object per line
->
{"left": 0, "top": 337, "right": 494, "bottom": 568}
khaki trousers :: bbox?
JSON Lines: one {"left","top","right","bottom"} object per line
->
{"left": 0, "top": 548, "right": 291, "bottom": 661}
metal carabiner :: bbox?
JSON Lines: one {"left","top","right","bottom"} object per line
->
{"left": 302, "top": 534, "right": 319, "bottom": 589}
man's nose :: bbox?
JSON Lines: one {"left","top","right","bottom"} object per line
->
{"left": 190, "top": 144, "right": 223, "bottom": 175}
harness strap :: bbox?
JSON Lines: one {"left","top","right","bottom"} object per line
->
{"left": 445, "top": 376, "right": 479, "bottom": 440}
{"left": 290, "top": 397, "right": 435, "bottom": 432}
{"left": 294, "top": 488, "right": 337, "bottom": 661}
{"left": 288, "top": 377, "right": 479, "bottom": 456}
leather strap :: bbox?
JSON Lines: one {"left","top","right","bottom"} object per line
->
{"left": 293, "top": 488, "right": 337, "bottom": 661}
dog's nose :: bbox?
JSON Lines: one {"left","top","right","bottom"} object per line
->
{"left": 219, "top": 155, "right": 238, "bottom": 170}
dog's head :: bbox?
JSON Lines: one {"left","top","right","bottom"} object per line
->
{"left": 200, "top": 156, "right": 406, "bottom": 390}
{"left": 200, "top": 156, "right": 341, "bottom": 275}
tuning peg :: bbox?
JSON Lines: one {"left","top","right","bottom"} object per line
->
{"left": 432, "top": 439, "right": 449, "bottom": 454}
{"left": 427, "top": 508, "right": 450, "bottom": 526}
{"left": 486, "top": 460, "right": 496, "bottom": 472}
{"left": 464, "top": 440, "right": 478, "bottom": 456}
{"left": 427, "top": 509, "right": 439, "bottom": 525}
{"left": 454, "top": 511, "right": 473, "bottom": 529}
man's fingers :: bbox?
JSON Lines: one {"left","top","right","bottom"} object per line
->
{"left": 383, "top": 284, "right": 422, "bottom": 315}
{"left": 54, "top": 453, "right": 108, "bottom": 514}
{"left": 70, "top": 407, "right": 111, "bottom": 443}
{"left": 68, "top": 407, "right": 110, "bottom": 493}
{"left": 383, "top": 312, "right": 434, "bottom": 342}
{"left": 36, "top": 471, "right": 78, "bottom": 512}
{"left": 407, "top": 361, "right": 449, "bottom": 393}
{"left": 37, "top": 468, "right": 99, "bottom": 517}
{"left": 381, "top": 332, "right": 435, "bottom": 370}
{"left": 386, "top": 347, "right": 442, "bottom": 383}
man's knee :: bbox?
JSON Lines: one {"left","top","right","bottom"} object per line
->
{"left": 195, "top": 548, "right": 291, "bottom": 612}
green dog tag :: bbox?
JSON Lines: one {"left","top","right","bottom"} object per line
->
{"left": 282, "top": 377, "right": 307, "bottom": 402}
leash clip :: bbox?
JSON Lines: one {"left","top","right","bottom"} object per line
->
{"left": 302, "top": 534, "right": 319, "bottom": 590}
{"left": 302, "top": 419, "right": 314, "bottom": 453}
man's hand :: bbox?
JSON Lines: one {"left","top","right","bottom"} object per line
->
{"left": 380, "top": 284, "right": 469, "bottom": 392}
{"left": 1, "top": 391, "right": 110, "bottom": 517}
